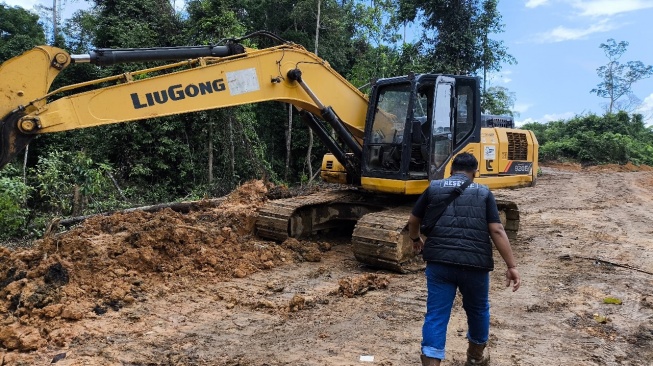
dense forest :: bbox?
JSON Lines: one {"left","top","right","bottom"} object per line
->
{"left": 0, "top": 0, "right": 651, "bottom": 240}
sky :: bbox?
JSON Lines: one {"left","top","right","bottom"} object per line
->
{"left": 495, "top": 0, "right": 653, "bottom": 125}
{"left": 4, "top": 0, "right": 653, "bottom": 126}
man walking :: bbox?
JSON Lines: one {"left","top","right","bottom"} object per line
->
{"left": 407, "top": 152, "right": 521, "bottom": 366}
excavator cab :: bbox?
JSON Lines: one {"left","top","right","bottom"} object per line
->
{"left": 357, "top": 74, "right": 481, "bottom": 195}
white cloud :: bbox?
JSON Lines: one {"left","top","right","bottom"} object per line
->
{"left": 3, "top": 0, "right": 40, "bottom": 9}
{"left": 515, "top": 117, "right": 537, "bottom": 127}
{"left": 534, "top": 19, "right": 617, "bottom": 42}
{"left": 514, "top": 103, "right": 533, "bottom": 114}
{"left": 526, "top": 0, "right": 551, "bottom": 8}
{"left": 572, "top": 0, "right": 653, "bottom": 17}
{"left": 635, "top": 93, "right": 653, "bottom": 126}
{"left": 516, "top": 112, "right": 576, "bottom": 126}
{"left": 542, "top": 112, "right": 576, "bottom": 121}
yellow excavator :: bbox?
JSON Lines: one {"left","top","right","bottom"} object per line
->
{"left": 0, "top": 32, "right": 538, "bottom": 272}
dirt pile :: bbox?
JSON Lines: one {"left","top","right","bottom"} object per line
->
{"left": 0, "top": 180, "right": 301, "bottom": 352}
{"left": 544, "top": 161, "right": 653, "bottom": 172}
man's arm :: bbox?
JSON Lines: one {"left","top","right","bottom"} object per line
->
{"left": 408, "top": 190, "right": 430, "bottom": 255}
{"left": 489, "top": 222, "right": 521, "bottom": 292}
{"left": 408, "top": 214, "right": 424, "bottom": 254}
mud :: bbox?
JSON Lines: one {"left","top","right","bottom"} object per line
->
{"left": 1, "top": 168, "right": 653, "bottom": 365}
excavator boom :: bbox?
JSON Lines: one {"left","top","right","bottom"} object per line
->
{"left": 0, "top": 42, "right": 368, "bottom": 170}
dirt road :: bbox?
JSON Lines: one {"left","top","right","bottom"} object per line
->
{"left": 1, "top": 166, "right": 653, "bottom": 365}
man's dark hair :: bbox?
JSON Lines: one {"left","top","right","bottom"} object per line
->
{"left": 451, "top": 152, "right": 478, "bottom": 172}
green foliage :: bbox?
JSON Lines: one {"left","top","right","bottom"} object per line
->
{"left": 94, "top": 0, "right": 182, "bottom": 48}
{"left": 482, "top": 86, "right": 516, "bottom": 116}
{"left": 526, "top": 112, "right": 653, "bottom": 166}
{"left": 0, "top": 4, "right": 46, "bottom": 62}
{"left": 0, "top": 165, "right": 32, "bottom": 239}
{"left": 32, "top": 150, "right": 117, "bottom": 215}
{"left": 396, "top": 0, "right": 514, "bottom": 75}
{"left": 61, "top": 9, "right": 98, "bottom": 52}
{"left": 184, "top": 0, "right": 246, "bottom": 44}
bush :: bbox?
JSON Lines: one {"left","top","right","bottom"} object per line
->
{"left": 528, "top": 112, "right": 653, "bottom": 166}
{"left": 0, "top": 165, "right": 32, "bottom": 239}
{"left": 32, "top": 150, "right": 118, "bottom": 216}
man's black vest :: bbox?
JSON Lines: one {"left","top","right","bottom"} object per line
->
{"left": 421, "top": 174, "right": 494, "bottom": 271}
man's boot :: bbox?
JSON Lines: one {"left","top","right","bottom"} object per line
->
{"left": 420, "top": 354, "right": 441, "bottom": 366}
{"left": 465, "top": 341, "right": 490, "bottom": 366}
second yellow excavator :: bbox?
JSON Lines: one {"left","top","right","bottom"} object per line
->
{"left": 0, "top": 32, "right": 538, "bottom": 272}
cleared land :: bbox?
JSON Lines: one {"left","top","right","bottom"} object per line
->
{"left": 1, "top": 165, "right": 652, "bottom": 365}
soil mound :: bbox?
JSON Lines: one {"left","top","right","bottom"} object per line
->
{"left": 0, "top": 180, "right": 298, "bottom": 351}
{"left": 543, "top": 161, "right": 653, "bottom": 172}
{"left": 585, "top": 162, "right": 653, "bottom": 172}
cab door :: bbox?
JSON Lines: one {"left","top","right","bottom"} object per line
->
{"left": 428, "top": 76, "right": 455, "bottom": 180}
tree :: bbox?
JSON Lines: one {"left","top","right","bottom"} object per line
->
{"left": 482, "top": 86, "right": 516, "bottom": 116}
{"left": 0, "top": 4, "right": 46, "bottom": 62}
{"left": 94, "top": 0, "right": 181, "bottom": 48}
{"left": 591, "top": 39, "right": 653, "bottom": 114}
{"left": 396, "top": 0, "right": 514, "bottom": 75}
{"left": 345, "top": 1, "right": 409, "bottom": 85}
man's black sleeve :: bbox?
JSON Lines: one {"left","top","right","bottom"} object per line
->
{"left": 486, "top": 191, "right": 502, "bottom": 224}
{"left": 411, "top": 188, "right": 430, "bottom": 219}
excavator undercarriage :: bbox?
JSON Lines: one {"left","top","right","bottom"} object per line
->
{"left": 255, "top": 192, "right": 521, "bottom": 272}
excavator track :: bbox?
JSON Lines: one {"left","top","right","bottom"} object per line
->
{"left": 351, "top": 200, "right": 520, "bottom": 272}
{"left": 496, "top": 200, "right": 520, "bottom": 240}
{"left": 256, "top": 191, "right": 520, "bottom": 273}
{"left": 256, "top": 190, "right": 383, "bottom": 241}
{"left": 351, "top": 206, "right": 417, "bottom": 273}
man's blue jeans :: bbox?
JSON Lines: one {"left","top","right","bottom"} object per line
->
{"left": 421, "top": 262, "right": 490, "bottom": 360}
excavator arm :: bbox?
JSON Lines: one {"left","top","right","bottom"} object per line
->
{"left": 0, "top": 42, "right": 369, "bottom": 172}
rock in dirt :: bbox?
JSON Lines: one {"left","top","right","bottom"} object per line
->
{"left": 337, "top": 274, "right": 390, "bottom": 298}
{"left": 0, "top": 324, "right": 46, "bottom": 351}
{"left": 282, "top": 238, "right": 324, "bottom": 262}
{"left": 51, "top": 352, "right": 67, "bottom": 363}
{"left": 289, "top": 294, "right": 306, "bottom": 312}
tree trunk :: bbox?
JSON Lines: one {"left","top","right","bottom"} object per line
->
{"left": 306, "top": 128, "right": 314, "bottom": 184}
{"left": 52, "top": 0, "right": 57, "bottom": 42}
{"left": 315, "top": 0, "right": 321, "bottom": 56}
{"left": 307, "top": 0, "right": 321, "bottom": 184}
{"left": 22, "top": 144, "right": 28, "bottom": 186}
{"left": 106, "top": 170, "right": 128, "bottom": 201}
{"left": 72, "top": 184, "right": 82, "bottom": 216}
{"left": 285, "top": 104, "right": 292, "bottom": 181}
{"left": 208, "top": 119, "right": 214, "bottom": 184}
{"left": 228, "top": 112, "right": 235, "bottom": 181}
{"left": 53, "top": 197, "right": 227, "bottom": 231}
